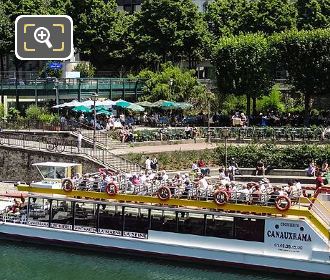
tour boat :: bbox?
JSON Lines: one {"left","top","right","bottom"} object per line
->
{"left": 0, "top": 162, "right": 329, "bottom": 278}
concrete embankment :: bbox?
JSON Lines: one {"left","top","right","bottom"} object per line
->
{"left": 0, "top": 145, "right": 103, "bottom": 183}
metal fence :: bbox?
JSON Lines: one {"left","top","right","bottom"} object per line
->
{"left": 0, "top": 133, "right": 142, "bottom": 173}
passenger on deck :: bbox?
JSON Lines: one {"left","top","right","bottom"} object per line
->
{"left": 321, "top": 161, "right": 329, "bottom": 175}
{"left": 315, "top": 171, "right": 324, "bottom": 189}
{"left": 251, "top": 186, "right": 262, "bottom": 203}
{"left": 197, "top": 159, "right": 210, "bottom": 176}
{"left": 255, "top": 160, "right": 265, "bottom": 176}
{"left": 306, "top": 161, "right": 316, "bottom": 177}
{"left": 268, "top": 187, "right": 280, "bottom": 204}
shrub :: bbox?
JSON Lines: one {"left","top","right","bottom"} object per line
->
{"left": 73, "top": 62, "right": 96, "bottom": 78}
{"left": 125, "top": 144, "right": 330, "bottom": 170}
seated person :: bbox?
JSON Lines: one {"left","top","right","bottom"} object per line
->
{"left": 197, "top": 159, "right": 210, "bottom": 176}
{"left": 268, "top": 187, "right": 280, "bottom": 204}
{"left": 315, "top": 171, "right": 324, "bottom": 189}
{"left": 321, "top": 160, "right": 329, "bottom": 175}
{"left": 255, "top": 160, "right": 265, "bottom": 176}
{"left": 306, "top": 161, "right": 316, "bottom": 177}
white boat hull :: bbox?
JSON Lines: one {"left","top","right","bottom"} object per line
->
{"left": 0, "top": 222, "right": 329, "bottom": 278}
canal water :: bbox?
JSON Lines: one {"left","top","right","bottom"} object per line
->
{"left": 0, "top": 241, "right": 308, "bottom": 280}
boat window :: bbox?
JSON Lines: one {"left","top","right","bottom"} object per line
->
{"left": 98, "top": 204, "right": 123, "bottom": 235}
{"left": 38, "top": 166, "right": 56, "bottom": 179}
{"left": 178, "top": 212, "right": 205, "bottom": 236}
{"left": 150, "top": 210, "right": 177, "bottom": 233}
{"left": 205, "top": 215, "right": 234, "bottom": 239}
{"left": 50, "top": 200, "right": 73, "bottom": 230}
{"left": 27, "top": 197, "right": 49, "bottom": 227}
{"left": 234, "top": 217, "right": 265, "bottom": 242}
{"left": 124, "top": 207, "right": 149, "bottom": 234}
{"left": 55, "top": 167, "right": 66, "bottom": 179}
{"left": 74, "top": 202, "right": 97, "bottom": 233}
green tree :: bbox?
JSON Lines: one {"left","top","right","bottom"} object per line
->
{"left": 297, "top": 0, "right": 330, "bottom": 30}
{"left": 206, "top": 0, "right": 297, "bottom": 39}
{"left": 68, "top": 0, "right": 133, "bottom": 71}
{"left": 136, "top": 63, "right": 208, "bottom": 110}
{"left": 0, "top": 1, "right": 12, "bottom": 76}
{"left": 73, "top": 62, "right": 96, "bottom": 78}
{"left": 256, "top": 84, "right": 285, "bottom": 113}
{"left": 132, "top": 0, "right": 209, "bottom": 69}
{"left": 270, "top": 28, "right": 330, "bottom": 124}
{"left": 212, "top": 34, "right": 273, "bottom": 116}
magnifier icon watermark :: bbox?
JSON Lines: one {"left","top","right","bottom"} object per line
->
{"left": 34, "top": 27, "right": 53, "bottom": 48}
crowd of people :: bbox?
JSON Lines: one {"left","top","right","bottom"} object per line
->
{"left": 57, "top": 106, "right": 330, "bottom": 132}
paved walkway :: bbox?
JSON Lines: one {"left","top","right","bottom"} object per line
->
{"left": 112, "top": 142, "right": 218, "bottom": 155}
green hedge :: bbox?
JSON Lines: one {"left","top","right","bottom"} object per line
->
{"left": 124, "top": 144, "right": 330, "bottom": 170}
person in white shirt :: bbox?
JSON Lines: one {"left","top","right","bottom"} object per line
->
{"left": 77, "top": 131, "right": 83, "bottom": 152}
{"left": 145, "top": 157, "right": 152, "bottom": 174}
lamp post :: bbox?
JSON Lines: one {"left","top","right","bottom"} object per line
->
{"left": 222, "top": 128, "right": 230, "bottom": 171}
{"left": 91, "top": 92, "right": 98, "bottom": 151}
{"left": 54, "top": 78, "right": 59, "bottom": 114}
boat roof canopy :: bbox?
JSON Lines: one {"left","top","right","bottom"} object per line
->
{"left": 32, "top": 162, "right": 81, "bottom": 168}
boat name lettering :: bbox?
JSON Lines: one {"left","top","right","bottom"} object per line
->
{"left": 74, "top": 225, "right": 97, "bottom": 233}
{"left": 28, "top": 220, "right": 48, "bottom": 227}
{"left": 99, "top": 228, "right": 122, "bottom": 236}
{"left": 267, "top": 230, "right": 311, "bottom": 242}
{"left": 50, "top": 223, "right": 73, "bottom": 230}
{"left": 280, "top": 222, "right": 299, "bottom": 228}
{"left": 123, "top": 231, "right": 147, "bottom": 239}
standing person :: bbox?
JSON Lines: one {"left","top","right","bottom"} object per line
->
{"left": 145, "top": 156, "right": 152, "bottom": 174}
{"left": 315, "top": 171, "right": 324, "bottom": 189}
{"left": 77, "top": 131, "right": 83, "bottom": 152}
{"left": 151, "top": 157, "right": 158, "bottom": 172}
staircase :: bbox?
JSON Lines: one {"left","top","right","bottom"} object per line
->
{"left": 73, "top": 130, "right": 142, "bottom": 173}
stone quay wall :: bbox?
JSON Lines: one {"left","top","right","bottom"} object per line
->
{"left": 0, "top": 145, "right": 103, "bottom": 183}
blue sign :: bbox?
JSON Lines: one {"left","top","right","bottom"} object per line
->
{"left": 49, "top": 62, "right": 63, "bottom": 70}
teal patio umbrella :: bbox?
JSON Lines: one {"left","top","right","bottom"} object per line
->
{"left": 175, "top": 102, "right": 193, "bottom": 110}
{"left": 72, "top": 105, "right": 92, "bottom": 113}
{"left": 136, "top": 101, "right": 155, "bottom": 108}
{"left": 115, "top": 99, "right": 131, "bottom": 108}
{"left": 126, "top": 103, "right": 145, "bottom": 112}
{"left": 96, "top": 109, "right": 112, "bottom": 116}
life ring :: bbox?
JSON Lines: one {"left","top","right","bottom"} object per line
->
{"left": 214, "top": 190, "right": 229, "bottom": 205}
{"left": 62, "top": 179, "right": 74, "bottom": 192}
{"left": 157, "top": 186, "right": 171, "bottom": 201}
{"left": 275, "top": 196, "right": 291, "bottom": 211}
{"left": 106, "top": 182, "right": 119, "bottom": 196}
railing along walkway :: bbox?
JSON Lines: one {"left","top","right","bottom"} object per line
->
{"left": 0, "top": 133, "right": 142, "bottom": 173}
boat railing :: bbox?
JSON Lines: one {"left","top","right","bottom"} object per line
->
{"left": 309, "top": 193, "right": 330, "bottom": 229}
{"left": 70, "top": 176, "right": 302, "bottom": 209}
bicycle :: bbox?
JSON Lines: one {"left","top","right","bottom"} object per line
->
{"left": 46, "top": 138, "right": 65, "bottom": 152}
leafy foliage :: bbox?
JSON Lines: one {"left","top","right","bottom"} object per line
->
{"left": 136, "top": 63, "right": 209, "bottom": 109}
{"left": 132, "top": 0, "right": 210, "bottom": 68}
{"left": 25, "top": 105, "right": 56, "bottom": 124}
{"left": 297, "top": 0, "right": 330, "bottom": 30}
{"left": 213, "top": 34, "right": 274, "bottom": 115}
{"left": 0, "top": 104, "right": 5, "bottom": 118}
{"left": 73, "top": 62, "right": 96, "bottom": 78}
{"left": 256, "top": 84, "right": 285, "bottom": 113}
{"left": 270, "top": 28, "right": 330, "bottom": 119}
{"left": 206, "top": 0, "right": 297, "bottom": 39}
{"left": 125, "top": 144, "right": 330, "bottom": 170}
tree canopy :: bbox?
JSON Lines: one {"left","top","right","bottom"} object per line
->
{"left": 205, "top": 0, "right": 297, "bottom": 39}
{"left": 131, "top": 0, "right": 209, "bottom": 69}
{"left": 297, "top": 0, "right": 330, "bottom": 30}
{"left": 270, "top": 28, "right": 330, "bottom": 121}
{"left": 136, "top": 63, "right": 210, "bottom": 111}
{"left": 212, "top": 34, "right": 273, "bottom": 115}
